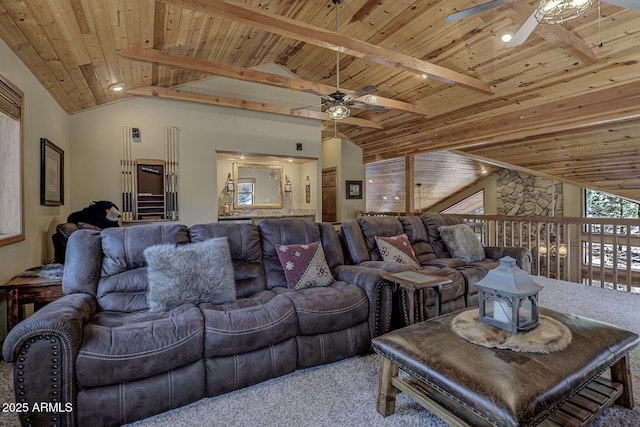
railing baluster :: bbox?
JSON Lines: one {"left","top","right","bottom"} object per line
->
{"left": 612, "top": 222, "right": 618, "bottom": 289}
{"left": 600, "top": 221, "right": 606, "bottom": 288}
{"left": 587, "top": 222, "right": 593, "bottom": 286}
{"left": 566, "top": 223, "right": 571, "bottom": 281}
{"left": 626, "top": 226, "right": 632, "bottom": 292}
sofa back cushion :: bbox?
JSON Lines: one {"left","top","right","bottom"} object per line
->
{"left": 341, "top": 216, "right": 405, "bottom": 264}
{"left": 398, "top": 216, "right": 438, "bottom": 263}
{"left": 258, "top": 219, "right": 326, "bottom": 289}
{"left": 98, "top": 224, "right": 190, "bottom": 312}
{"left": 189, "top": 222, "right": 267, "bottom": 298}
{"left": 63, "top": 229, "right": 103, "bottom": 296}
{"left": 421, "top": 213, "right": 467, "bottom": 258}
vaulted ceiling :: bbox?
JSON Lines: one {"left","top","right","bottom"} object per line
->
{"left": 1, "top": 0, "right": 640, "bottom": 202}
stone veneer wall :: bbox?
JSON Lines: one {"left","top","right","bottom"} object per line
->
{"left": 497, "top": 170, "right": 562, "bottom": 217}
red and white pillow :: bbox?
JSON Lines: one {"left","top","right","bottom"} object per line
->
{"left": 275, "top": 241, "right": 335, "bottom": 290}
{"left": 375, "top": 234, "right": 421, "bottom": 269}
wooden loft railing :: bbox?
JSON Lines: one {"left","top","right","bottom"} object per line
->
{"left": 359, "top": 212, "right": 640, "bottom": 294}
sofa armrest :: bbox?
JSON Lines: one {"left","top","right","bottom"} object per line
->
{"left": 1, "top": 293, "right": 96, "bottom": 427}
{"left": 484, "top": 246, "right": 532, "bottom": 273}
{"left": 333, "top": 265, "right": 393, "bottom": 337}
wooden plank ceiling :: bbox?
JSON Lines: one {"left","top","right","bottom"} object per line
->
{"left": 1, "top": 0, "right": 640, "bottom": 202}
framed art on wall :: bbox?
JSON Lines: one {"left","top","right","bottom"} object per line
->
{"left": 346, "top": 180, "right": 363, "bottom": 199}
{"left": 40, "top": 137, "right": 64, "bottom": 206}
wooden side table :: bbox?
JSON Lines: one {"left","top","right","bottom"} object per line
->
{"left": 382, "top": 271, "right": 452, "bottom": 324}
{"left": 1, "top": 275, "right": 64, "bottom": 332}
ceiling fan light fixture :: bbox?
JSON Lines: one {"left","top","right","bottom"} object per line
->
{"left": 535, "top": 0, "right": 594, "bottom": 24}
{"left": 326, "top": 104, "right": 350, "bottom": 120}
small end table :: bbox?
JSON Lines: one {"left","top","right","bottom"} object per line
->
{"left": 1, "top": 275, "right": 64, "bottom": 332}
{"left": 381, "top": 270, "right": 452, "bottom": 324}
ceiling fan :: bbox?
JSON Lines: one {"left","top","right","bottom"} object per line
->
{"left": 447, "top": 0, "right": 640, "bottom": 48}
{"left": 293, "top": 0, "right": 384, "bottom": 120}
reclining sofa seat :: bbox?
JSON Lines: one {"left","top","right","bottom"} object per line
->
{"left": 340, "top": 216, "right": 466, "bottom": 325}
{"left": 2, "top": 219, "right": 390, "bottom": 427}
{"left": 419, "top": 213, "right": 532, "bottom": 306}
{"left": 341, "top": 214, "right": 531, "bottom": 317}
{"left": 256, "top": 219, "right": 374, "bottom": 367}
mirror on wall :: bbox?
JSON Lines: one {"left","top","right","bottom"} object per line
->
{"left": 233, "top": 162, "right": 283, "bottom": 209}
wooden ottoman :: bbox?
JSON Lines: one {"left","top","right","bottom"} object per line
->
{"left": 372, "top": 308, "right": 639, "bottom": 427}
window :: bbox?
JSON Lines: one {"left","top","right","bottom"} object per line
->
{"left": 585, "top": 189, "right": 639, "bottom": 219}
{"left": 237, "top": 179, "right": 255, "bottom": 206}
{"left": 0, "top": 74, "right": 24, "bottom": 246}
{"left": 583, "top": 189, "right": 640, "bottom": 291}
{"left": 441, "top": 190, "right": 484, "bottom": 215}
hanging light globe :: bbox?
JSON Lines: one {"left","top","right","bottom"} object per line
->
{"left": 326, "top": 104, "right": 350, "bottom": 120}
{"left": 535, "top": 0, "right": 594, "bottom": 24}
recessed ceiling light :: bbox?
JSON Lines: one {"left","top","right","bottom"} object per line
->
{"left": 501, "top": 32, "right": 513, "bottom": 43}
{"left": 109, "top": 83, "right": 124, "bottom": 92}
{"left": 421, "top": 74, "right": 428, "bottom": 79}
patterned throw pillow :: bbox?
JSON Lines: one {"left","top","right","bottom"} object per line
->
{"left": 375, "top": 234, "right": 421, "bottom": 269}
{"left": 275, "top": 241, "right": 335, "bottom": 290}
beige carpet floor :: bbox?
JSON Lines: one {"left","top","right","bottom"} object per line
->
{"left": 1, "top": 276, "right": 639, "bottom": 426}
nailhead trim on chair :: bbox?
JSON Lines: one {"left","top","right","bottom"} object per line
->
{"left": 16, "top": 334, "right": 64, "bottom": 427}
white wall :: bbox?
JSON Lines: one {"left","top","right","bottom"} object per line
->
{"left": 0, "top": 38, "right": 71, "bottom": 283}
{"left": 70, "top": 64, "right": 322, "bottom": 226}
{"left": 341, "top": 138, "right": 366, "bottom": 219}
{"left": 321, "top": 137, "right": 366, "bottom": 221}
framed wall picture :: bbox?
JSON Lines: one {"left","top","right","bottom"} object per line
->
{"left": 346, "top": 180, "right": 363, "bottom": 199}
{"left": 40, "top": 138, "right": 64, "bottom": 206}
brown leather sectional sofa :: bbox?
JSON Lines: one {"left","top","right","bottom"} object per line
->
{"left": 4, "top": 214, "right": 529, "bottom": 426}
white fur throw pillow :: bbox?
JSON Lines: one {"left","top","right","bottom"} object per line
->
{"left": 438, "top": 224, "right": 485, "bottom": 262}
{"left": 144, "top": 237, "right": 236, "bottom": 311}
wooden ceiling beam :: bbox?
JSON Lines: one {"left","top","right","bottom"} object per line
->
{"left": 126, "top": 86, "right": 383, "bottom": 129}
{"left": 160, "top": 0, "right": 492, "bottom": 94}
{"left": 120, "top": 48, "right": 430, "bottom": 115}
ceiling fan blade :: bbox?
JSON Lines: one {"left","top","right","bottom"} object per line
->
{"left": 343, "top": 85, "right": 378, "bottom": 102}
{"left": 349, "top": 101, "right": 385, "bottom": 112}
{"left": 446, "top": 0, "right": 518, "bottom": 23}
{"left": 602, "top": 0, "right": 640, "bottom": 9}
{"left": 505, "top": 11, "right": 538, "bottom": 48}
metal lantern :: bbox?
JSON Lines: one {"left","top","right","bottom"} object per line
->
{"left": 476, "top": 256, "right": 543, "bottom": 334}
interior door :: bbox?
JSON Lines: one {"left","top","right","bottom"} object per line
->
{"left": 322, "top": 167, "right": 337, "bottom": 222}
